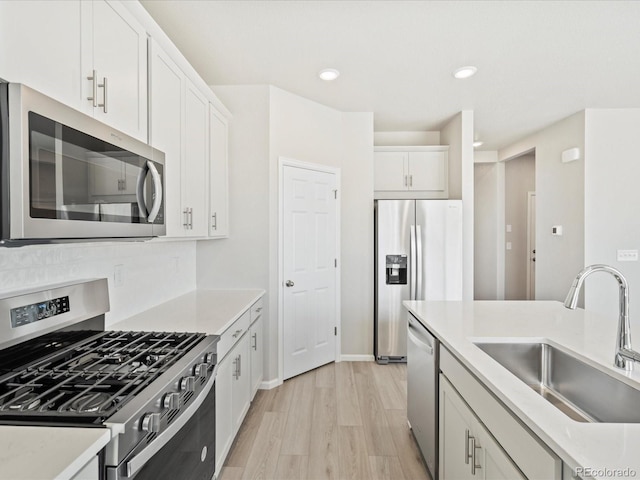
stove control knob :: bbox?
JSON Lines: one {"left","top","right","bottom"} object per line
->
{"left": 180, "top": 376, "right": 196, "bottom": 392}
{"left": 163, "top": 392, "right": 181, "bottom": 410}
{"left": 204, "top": 352, "right": 216, "bottom": 365}
{"left": 194, "top": 363, "right": 209, "bottom": 379}
{"left": 140, "top": 412, "right": 161, "bottom": 433}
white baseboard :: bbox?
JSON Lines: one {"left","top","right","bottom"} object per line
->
{"left": 340, "top": 354, "right": 375, "bottom": 362}
{"left": 259, "top": 378, "right": 282, "bottom": 390}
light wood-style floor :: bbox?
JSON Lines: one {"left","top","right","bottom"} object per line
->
{"left": 218, "top": 361, "right": 432, "bottom": 480}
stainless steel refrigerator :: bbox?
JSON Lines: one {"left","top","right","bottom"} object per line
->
{"left": 374, "top": 199, "right": 463, "bottom": 363}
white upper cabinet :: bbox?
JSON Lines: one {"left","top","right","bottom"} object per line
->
{"left": 0, "top": 1, "right": 147, "bottom": 142}
{"left": 150, "top": 41, "right": 210, "bottom": 238}
{"left": 209, "top": 106, "right": 229, "bottom": 238}
{"left": 149, "top": 39, "right": 184, "bottom": 237}
{"left": 374, "top": 146, "right": 449, "bottom": 199}
{"left": 0, "top": 1, "right": 83, "bottom": 109}
{"left": 182, "top": 80, "right": 209, "bottom": 237}
{"left": 81, "top": 1, "right": 148, "bottom": 142}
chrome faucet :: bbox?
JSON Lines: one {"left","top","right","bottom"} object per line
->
{"left": 564, "top": 264, "right": 640, "bottom": 370}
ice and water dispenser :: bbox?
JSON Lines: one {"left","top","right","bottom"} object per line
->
{"left": 385, "top": 255, "right": 407, "bottom": 285}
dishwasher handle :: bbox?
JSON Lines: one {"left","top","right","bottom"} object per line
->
{"left": 408, "top": 319, "right": 434, "bottom": 356}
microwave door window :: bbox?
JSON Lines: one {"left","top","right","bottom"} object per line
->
{"left": 28, "top": 111, "right": 153, "bottom": 225}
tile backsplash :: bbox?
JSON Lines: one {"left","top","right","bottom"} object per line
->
{"left": 0, "top": 240, "right": 196, "bottom": 326}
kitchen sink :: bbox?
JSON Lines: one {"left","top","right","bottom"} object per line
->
{"left": 474, "top": 341, "right": 640, "bottom": 423}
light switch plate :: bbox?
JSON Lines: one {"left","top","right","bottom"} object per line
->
{"left": 617, "top": 250, "right": 638, "bottom": 262}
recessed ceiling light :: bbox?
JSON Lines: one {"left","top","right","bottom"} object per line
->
{"left": 319, "top": 68, "right": 340, "bottom": 81}
{"left": 473, "top": 141, "right": 484, "bottom": 148}
{"left": 453, "top": 66, "right": 478, "bottom": 79}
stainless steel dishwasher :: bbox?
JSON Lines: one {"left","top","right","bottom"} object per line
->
{"left": 407, "top": 312, "right": 439, "bottom": 479}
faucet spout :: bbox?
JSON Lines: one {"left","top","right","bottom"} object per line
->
{"left": 564, "top": 264, "right": 633, "bottom": 370}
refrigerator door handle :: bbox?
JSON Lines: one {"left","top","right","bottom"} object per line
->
{"left": 410, "top": 225, "right": 417, "bottom": 300}
{"left": 416, "top": 225, "right": 423, "bottom": 301}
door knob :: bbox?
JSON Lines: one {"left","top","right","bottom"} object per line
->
{"left": 285, "top": 280, "right": 295, "bottom": 287}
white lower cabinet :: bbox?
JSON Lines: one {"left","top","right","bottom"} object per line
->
{"left": 215, "top": 296, "right": 265, "bottom": 475}
{"left": 440, "top": 376, "right": 525, "bottom": 480}
{"left": 69, "top": 455, "right": 99, "bottom": 480}
{"left": 439, "top": 346, "right": 562, "bottom": 480}
{"left": 249, "top": 305, "right": 264, "bottom": 398}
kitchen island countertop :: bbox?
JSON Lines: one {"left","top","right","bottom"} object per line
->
{"left": 405, "top": 300, "right": 640, "bottom": 480}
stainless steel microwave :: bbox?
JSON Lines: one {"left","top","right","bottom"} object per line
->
{"left": 0, "top": 83, "right": 165, "bottom": 245}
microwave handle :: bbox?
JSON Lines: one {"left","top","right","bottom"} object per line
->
{"left": 135, "top": 161, "right": 163, "bottom": 223}
{"left": 136, "top": 164, "right": 149, "bottom": 220}
{"left": 146, "top": 161, "right": 163, "bottom": 223}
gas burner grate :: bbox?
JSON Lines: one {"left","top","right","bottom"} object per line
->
{"left": 0, "top": 330, "right": 206, "bottom": 424}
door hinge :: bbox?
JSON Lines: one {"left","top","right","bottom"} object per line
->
{"left": 334, "top": 326, "right": 337, "bottom": 336}
{"left": 334, "top": 258, "right": 337, "bottom": 268}
{"left": 333, "top": 189, "right": 337, "bottom": 199}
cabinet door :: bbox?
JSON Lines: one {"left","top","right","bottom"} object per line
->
{"left": 408, "top": 151, "right": 447, "bottom": 192}
{"left": 69, "top": 455, "right": 99, "bottom": 480}
{"left": 84, "top": 0, "right": 148, "bottom": 141}
{"left": 249, "top": 316, "right": 264, "bottom": 399}
{"left": 374, "top": 152, "right": 408, "bottom": 191}
{"left": 476, "top": 427, "right": 526, "bottom": 480}
{"left": 209, "top": 106, "right": 229, "bottom": 238}
{"left": 440, "top": 375, "right": 526, "bottom": 480}
{"left": 215, "top": 353, "right": 234, "bottom": 474}
{"left": 231, "top": 333, "right": 251, "bottom": 434}
{"left": 149, "top": 39, "right": 184, "bottom": 237}
{"left": 439, "top": 376, "right": 475, "bottom": 480}
{"left": 183, "top": 80, "right": 209, "bottom": 237}
{"left": 0, "top": 1, "right": 83, "bottom": 110}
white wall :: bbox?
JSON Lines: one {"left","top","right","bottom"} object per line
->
{"left": 374, "top": 131, "right": 440, "bottom": 146}
{"left": 441, "top": 111, "right": 475, "bottom": 300}
{"left": 0, "top": 240, "right": 196, "bottom": 326}
{"left": 474, "top": 161, "right": 501, "bottom": 300}
{"left": 499, "top": 111, "right": 585, "bottom": 301}
{"left": 504, "top": 155, "right": 535, "bottom": 300}
{"left": 340, "top": 113, "right": 374, "bottom": 357}
{"left": 584, "top": 109, "right": 640, "bottom": 329}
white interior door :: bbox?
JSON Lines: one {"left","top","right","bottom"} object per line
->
{"left": 283, "top": 164, "right": 337, "bottom": 380}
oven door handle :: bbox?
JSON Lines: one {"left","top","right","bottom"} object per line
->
{"left": 124, "top": 363, "right": 218, "bottom": 478}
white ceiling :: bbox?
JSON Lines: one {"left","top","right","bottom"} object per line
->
{"left": 140, "top": 0, "right": 640, "bottom": 151}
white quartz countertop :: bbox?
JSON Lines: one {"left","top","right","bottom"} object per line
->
{"left": 0, "top": 426, "right": 110, "bottom": 480}
{"left": 404, "top": 300, "right": 640, "bottom": 480}
{"left": 110, "top": 289, "right": 265, "bottom": 335}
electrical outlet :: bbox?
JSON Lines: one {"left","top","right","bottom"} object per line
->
{"left": 506, "top": 242, "right": 512, "bottom": 250}
{"left": 506, "top": 224, "right": 512, "bottom": 233}
{"left": 617, "top": 250, "right": 639, "bottom": 262}
{"left": 114, "top": 264, "right": 125, "bottom": 287}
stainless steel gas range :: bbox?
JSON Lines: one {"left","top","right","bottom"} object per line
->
{"left": 0, "top": 279, "right": 219, "bottom": 480}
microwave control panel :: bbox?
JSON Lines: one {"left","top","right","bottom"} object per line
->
{"left": 10, "top": 296, "right": 70, "bottom": 328}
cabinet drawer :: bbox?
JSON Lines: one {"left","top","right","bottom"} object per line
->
{"left": 218, "top": 310, "right": 251, "bottom": 361}
{"left": 250, "top": 297, "right": 264, "bottom": 323}
{"left": 440, "top": 346, "right": 562, "bottom": 480}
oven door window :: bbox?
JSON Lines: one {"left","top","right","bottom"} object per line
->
{"left": 133, "top": 384, "right": 215, "bottom": 480}
{"left": 28, "top": 112, "right": 164, "bottom": 225}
